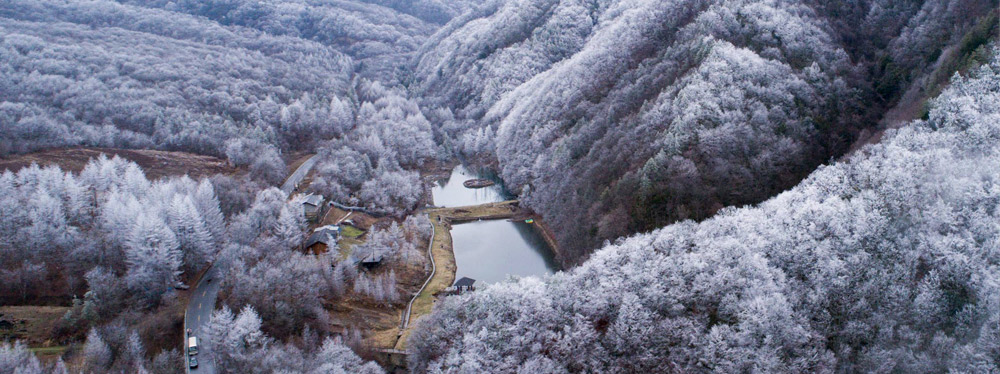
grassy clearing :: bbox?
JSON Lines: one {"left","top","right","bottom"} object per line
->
{"left": 327, "top": 298, "right": 402, "bottom": 349}
{"left": 337, "top": 237, "right": 362, "bottom": 259}
{"left": 0, "top": 147, "right": 238, "bottom": 180}
{"left": 29, "top": 346, "right": 68, "bottom": 359}
{"left": 341, "top": 225, "right": 365, "bottom": 238}
{"left": 334, "top": 225, "right": 367, "bottom": 259}
{"left": 0, "top": 306, "right": 70, "bottom": 346}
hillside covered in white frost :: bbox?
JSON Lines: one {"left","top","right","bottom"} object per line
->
{"left": 0, "top": 0, "right": 998, "bottom": 372}
{"left": 413, "top": 0, "right": 997, "bottom": 262}
{"left": 409, "top": 47, "right": 1000, "bottom": 373}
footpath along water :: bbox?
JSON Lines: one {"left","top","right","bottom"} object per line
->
{"left": 431, "top": 166, "right": 557, "bottom": 284}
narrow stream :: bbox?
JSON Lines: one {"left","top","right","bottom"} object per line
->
{"left": 431, "top": 165, "right": 558, "bottom": 284}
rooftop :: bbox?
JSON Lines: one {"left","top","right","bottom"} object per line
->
{"left": 361, "top": 252, "right": 383, "bottom": 264}
{"left": 302, "top": 194, "right": 325, "bottom": 207}
{"left": 314, "top": 225, "right": 340, "bottom": 235}
{"left": 304, "top": 231, "right": 337, "bottom": 248}
{"left": 454, "top": 277, "right": 476, "bottom": 288}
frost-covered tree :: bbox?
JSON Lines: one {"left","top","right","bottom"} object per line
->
{"left": 125, "top": 214, "right": 182, "bottom": 303}
{"left": 274, "top": 205, "right": 306, "bottom": 249}
{"left": 0, "top": 155, "right": 227, "bottom": 314}
{"left": 83, "top": 329, "right": 112, "bottom": 371}
{"left": 0, "top": 0, "right": 360, "bottom": 157}
{"left": 194, "top": 179, "right": 226, "bottom": 240}
{"left": 359, "top": 166, "right": 422, "bottom": 216}
{"left": 0, "top": 341, "right": 42, "bottom": 374}
{"left": 409, "top": 48, "right": 1000, "bottom": 373}
{"left": 204, "top": 305, "right": 381, "bottom": 373}
{"left": 166, "top": 196, "right": 214, "bottom": 274}
{"left": 413, "top": 0, "right": 997, "bottom": 262}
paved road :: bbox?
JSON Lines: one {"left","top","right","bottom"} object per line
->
{"left": 185, "top": 266, "right": 220, "bottom": 373}
{"left": 184, "top": 155, "right": 317, "bottom": 373}
{"left": 281, "top": 155, "right": 318, "bottom": 195}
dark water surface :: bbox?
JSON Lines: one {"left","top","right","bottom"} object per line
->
{"left": 431, "top": 166, "right": 557, "bottom": 284}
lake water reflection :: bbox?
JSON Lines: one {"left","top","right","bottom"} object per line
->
{"left": 430, "top": 165, "right": 507, "bottom": 207}
{"left": 431, "top": 166, "right": 557, "bottom": 284}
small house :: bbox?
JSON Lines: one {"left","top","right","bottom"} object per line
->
{"left": 314, "top": 225, "right": 341, "bottom": 237}
{"left": 303, "top": 225, "right": 339, "bottom": 254}
{"left": 302, "top": 194, "right": 326, "bottom": 222}
{"left": 453, "top": 277, "right": 476, "bottom": 294}
{"left": 360, "top": 252, "right": 383, "bottom": 269}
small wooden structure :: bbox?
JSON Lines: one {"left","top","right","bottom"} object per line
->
{"left": 301, "top": 194, "right": 326, "bottom": 222}
{"left": 303, "top": 225, "right": 339, "bottom": 254}
{"left": 443, "top": 277, "right": 476, "bottom": 295}
{"left": 360, "top": 252, "right": 383, "bottom": 269}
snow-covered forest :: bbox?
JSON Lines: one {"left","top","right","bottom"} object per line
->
{"left": 414, "top": 0, "right": 997, "bottom": 262}
{"left": 410, "top": 46, "right": 1000, "bottom": 373}
{"left": 0, "top": 0, "right": 998, "bottom": 372}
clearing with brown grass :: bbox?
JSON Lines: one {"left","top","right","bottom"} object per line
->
{"left": 0, "top": 147, "right": 239, "bottom": 179}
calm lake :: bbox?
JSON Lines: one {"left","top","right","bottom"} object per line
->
{"left": 431, "top": 165, "right": 558, "bottom": 284}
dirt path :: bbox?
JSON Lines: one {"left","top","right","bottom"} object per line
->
{"left": 393, "top": 210, "right": 456, "bottom": 351}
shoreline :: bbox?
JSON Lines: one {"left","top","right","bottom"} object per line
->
{"left": 528, "top": 216, "right": 562, "bottom": 261}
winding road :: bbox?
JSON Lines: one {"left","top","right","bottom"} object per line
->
{"left": 184, "top": 154, "right": 317, "bottom": 373}
{"left": 281, "top": 155, "right": 319, "bottom": 195}
{"left": 185, "top": 267, "right": 220, "bottom": 373}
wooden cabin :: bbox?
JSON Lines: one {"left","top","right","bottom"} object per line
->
{"left": 360, "top": 252, "right": 384, "bottom": 269}
{"left": 303, "top": 225, "right": 339, "bottom": 254}
{"left": 301, "top": 194, "right": 326, "bottom": 222}
{"left": 443, "top": 277, "right": 476, "bottom": 296}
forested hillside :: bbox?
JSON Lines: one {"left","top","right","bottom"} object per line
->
{"left": 111, "top": 0, "right": 456, "bottom": 75}
{"left": 409, "top": 46, "right": 1000, "bottom": 373}
{"left": 0, "top": 155, "right": 394, "bottom": 372}
{"left": 2, "top": 0, "right": 999, "bottom": 372}
{"left": 0, "top": 0, "right": 446, "bottom": 199}
{"left": 413, "top": 0, "right": 997, "bottom": 263}
{"left": 0, "top": 0, "right": 351, "bottom": 164}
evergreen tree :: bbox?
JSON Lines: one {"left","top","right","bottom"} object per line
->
{"left": 125, "top": 214, "right": 182, "bottom": 303}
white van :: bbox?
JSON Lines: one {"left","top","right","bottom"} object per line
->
{"left": 188, "top": 336, "right": 198, "bottom": 356}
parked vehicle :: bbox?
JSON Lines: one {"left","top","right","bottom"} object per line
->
{"left": 190, "top": 356, "right": 198, "bottom": 369}
{"left": 188, "top": 336, "right": 198, "bottom": 356}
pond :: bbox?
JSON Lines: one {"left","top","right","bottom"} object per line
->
{"left": 431, "top": 165, "right": 558, "bottom": 285}
{"left": 430, "top": 164, "right": 508, "bottom": 207}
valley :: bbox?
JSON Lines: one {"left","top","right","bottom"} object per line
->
{"left": 0, "top": 0, "right": 997, "bottom": 373}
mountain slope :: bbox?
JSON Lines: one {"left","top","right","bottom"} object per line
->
{"left": 409, "top": 46, "right": 1000, "bottom": 373}
{"left": 413, "top": 0, "right": 995, "bottom": 263}
{"left": 0, "top": 0, "right": 355, "bottom": 157}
